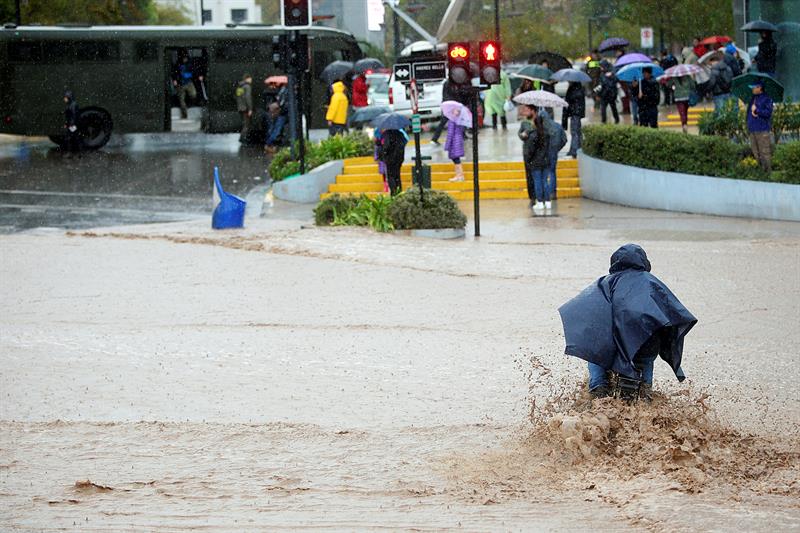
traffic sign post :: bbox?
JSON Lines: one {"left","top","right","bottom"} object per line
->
{"left": 393, "top": 63, "right": 411, "bottom": 84}
{"left": 412, "top": 61, "right": 447, "bottom": 82}
{"left": 640, "top": 27, "right": 654, "bottom": 50}
{"left": 410, "top": 78, "right": 424, "bottom": 201}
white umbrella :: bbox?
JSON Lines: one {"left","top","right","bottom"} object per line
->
{"left": 717, "top": 45, "right": 751, "bottom": 69}
{"left": 513, "top": 90, "right": 568, "bottom": 108}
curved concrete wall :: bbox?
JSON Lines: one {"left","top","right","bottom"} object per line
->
{"left": 578, "top": 153, "right": 800, "bottom": 222}
{"left": 272, "top": 160, "right": 344, "bottom": 204}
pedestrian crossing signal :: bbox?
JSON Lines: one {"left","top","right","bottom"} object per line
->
{"left": 447, "top": 42, "right": 470, "bottom": 85}
{"left": 479, "top": 40, "right": 501, "bottom": 85}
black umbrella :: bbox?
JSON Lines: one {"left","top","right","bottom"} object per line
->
{"left": 372, "top": 112, "right": 410, "bottom": 131}
{"left": 354, "top": 57, "right": 384, "bottom": 74}
{"left": 320, "top": 60, "right": 354, "bottom": 84}
{"left": 528, "top": 51, "right": 572, "bottom": 73}
{"left": 350, "top": 105, "right": 392, "bottom": 126}
{"left": 741, "top": 20, "right": 779, "bottom": 32}
{"left": 598, "top": 37, "right": 630, "bottom": 53}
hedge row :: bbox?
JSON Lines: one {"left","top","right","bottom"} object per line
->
{"left": 582, "top": 125, "right": 799, "bottom": 184}
{"left": 268, "top": 132, "right": 374, "bottom": 182}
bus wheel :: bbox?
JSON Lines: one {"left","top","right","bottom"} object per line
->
{"left": 77, "top": 107, "right": 113, "bottom": 150}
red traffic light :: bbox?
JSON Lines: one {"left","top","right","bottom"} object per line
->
{"left": 479, "top": 40, "right": 501, "bottom": 85}
{"left": 447, "top": 41, "right": 471, "bottom": 85}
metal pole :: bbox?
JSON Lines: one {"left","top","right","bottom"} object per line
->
{"left": 294, "top": 31, "right": 306, "bottom": 174}
{"left": 15, "top": 0, "right": 21, "bottom": 25}
{"left": 588, "top": 19, "right": 593, "bottom": 51}
{"left": 199, "top": 0, "right": 204, "bottom": 25}
{"left": 393, "top": 10, "right": 401, "bottom": 61}
{"left": 471, "top": 88, "right": 480, "bottom": 237}
{"left": 494, "top": 0, "right": 500, "bottom": 40}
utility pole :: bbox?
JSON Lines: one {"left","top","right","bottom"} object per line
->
{"left": 393, "top": 10, "right": 401, "bottom": 61}
{"left": 494, "top": 0, "right": 500, "bottom": 40}
{"left": 199, "top": 0, "right": 205, "bottom": 25}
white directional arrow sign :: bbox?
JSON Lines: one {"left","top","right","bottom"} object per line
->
{"left": 394, "top": 63, "right": 412, "bottom": 83}
{"left": 396, "top": 68, "right": 410, "bottom": 78}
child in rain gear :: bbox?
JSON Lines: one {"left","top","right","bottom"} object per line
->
{"left": 444, "top": 108, "right": 466, "bottom": 182}
{"left": 326, "top": 80, "right": 349, "bottom": 137}
{"left": 378, "top": 128, "right": 408, "bottom": 196}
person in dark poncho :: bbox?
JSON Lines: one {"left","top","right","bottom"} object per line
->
{"left": 63, "top": 90, "right": 81, "bottom": 154}
{"left": 378, "top": 128, "right": 408, "bottom": 196}
{"left": 558, "top": 244, "right": 697, "bottom": 401}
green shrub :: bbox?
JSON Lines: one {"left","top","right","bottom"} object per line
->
{"left": 773, "top": 141, "right": 800, "bottom": 184}
{"left": 388, "top": 187, "right": 467, "bottom": 230}
{"left": 269, "top": 131, "right": 374, "bottom": 182}
{"left": 697, "top": 99, "right": 800, "bottom": 144}
{"left": 314, "top": 194, "right": 361, "bottom": 226}
{"left": 582, "top": 125, "right": 742, "bottom": 177}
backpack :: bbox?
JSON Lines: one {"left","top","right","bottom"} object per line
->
{"left": 717, "top": 66, "right": 733, "bottom": 94}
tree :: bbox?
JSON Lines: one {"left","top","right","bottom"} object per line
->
{"left": 617, "top": 0, "right": 734, "bottom": 50}
{"left": 0, "top": 0, "right": 164, "bottom": 25}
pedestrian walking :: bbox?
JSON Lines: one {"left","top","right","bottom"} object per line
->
{"left": 722, "top": 43, "right": 743, "bottom": 77}
{"left": 671, "top": 75, "right": 696, "bottom": 133}
{"left": 747, "top": 80, "right": 774, "bottom": 173}
{"left": 692, "top": 36, "right": 707, "bottom": 63}
{"left": 681, "top": 46, "right": 698, "bottom": 65}
{"left": 564, "top": 81, "right": 585, "bottom": 158}
{"left": 62, "top": 90, "right": 81, "bottom": 154}
{"left": 637, "top": 67, "right": 660, "bottom": 128}
{"left": 627, "top": 80, "right": 640, "bottom": 125}
{"left": 432, "top": 80, "right": 471, "bottom": 145}
{"left": 755, "top": 31, "right": 778, "bottom": 76}
{"left": 659, "top": 49, "right": 678, "bottom": 105}
{"left": 235, "top": 73, "right": 253, "bottom": 143}
{"left": 173, "top": 55, "right": 201, "bottom": 119}
{"left": 263, "top": 103, "right": 286, "bottom": 153}
{"left": 351, "top": 73, "right": 369, "bottom": 108}
{"left": 445, "top": 114, "right": 466, "bottom": 182}
{"left": 518, "top": 106, "right": 552, "bottom": 213}
{"left": 484, "top": 71, "right": 511, "bottom": 130}
{"left": 378, "top": 128, "right": 408, "bottom": 195}
{"left": 374, "top": 130, "right": 389, "bottom": 193}
{"left": 599, "top": 69, "right": 620, "bottom": 124}
{"left": 706, "top": 57, "right": 734, "bottom": 112}
{"left": 326, "top": 80, "right": 349, "bottom": 137}
{"left": 540, "top": 109, "right": 567, "bottom": 200}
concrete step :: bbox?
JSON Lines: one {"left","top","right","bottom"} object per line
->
{"left": 321, "top": 187, "right": 582, "bottom": 201}
{"left": 328, "top": 177, "right": 581, "bottom": 193}
{"left": 335, "top": 172, "right": 579, "bottom": 185}
{"left": 343, "top": 160, "right": 577, "bottom": 174}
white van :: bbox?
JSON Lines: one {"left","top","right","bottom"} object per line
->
{"left": 388, "top": 74, "right": 444, "bottom": 121}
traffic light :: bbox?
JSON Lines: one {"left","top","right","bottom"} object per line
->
{"left": 447, "top": 42, "right": 470, "bottom": 85}
{"left": 479, "top": 41, "right": 501, "bottom": 85}
{"left": 272, "top": 34, "right": 287, "bottom": 70}
{"left": 281, "top": 0, "right": 311, "bottom": 27}
{"left": 288, "top": 33, "right": 309, "bottom": 72}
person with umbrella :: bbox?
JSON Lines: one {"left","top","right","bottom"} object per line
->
{"left": 62, "top": 90, "right": 81, "bottom": 155}
{"left": 376, "top": 115, "right": 409, "bottom": 196}
{"left": 558, "top": 244, "right": 697, "bottom": 401}
{"left": 746, "top": 79, "right": 774, "bottom": 173}
{"left": 755, "top": 31, "right": 778, "bottom": 76}
{"left": 325, "top": 79, "right": 349, "bottom": 137}
{"left": 637, "top": 67, "right": 660, "bottom": 128}
{"left": 351, "top": 73, "right": 369, "bottom": 109}
{"left": 518, "top": 105, "right": 552, "bottom": 213}
{"left": 666, "top": 65, "right": 701, "bottom": 133}
{"left": 659, "top": 49, "right": 678, "bottom": 105}
{"left": 564, "top": 81, "right": 585, "bottom": 158}
{"left": 441, "top": 101, "right": 470, "bottom": 182}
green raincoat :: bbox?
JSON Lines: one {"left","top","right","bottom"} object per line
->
{"left": 484, "top": 71, "right": 511, "bottom": 117}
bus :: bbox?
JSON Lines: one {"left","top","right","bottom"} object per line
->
{"left": 0, "top": 24, "right": 362, "bottom": 149}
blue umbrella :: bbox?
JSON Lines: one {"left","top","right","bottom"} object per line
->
{"left": 616, "top": 62, "right": 664, "bottom": 82}
{"left": 372, "top": 112, "right": 410, "bottom": 131}
{"left": 551, "top": 68, "right": 591, "bottom": 83}
{"left": 350, "top": 105, "right": 392, "bottom": 125}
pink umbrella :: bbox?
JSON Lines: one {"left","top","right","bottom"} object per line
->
{"left": 441, "top": 100, "right": 472, "bottom": 127}
{"left": 659, "top": 64, "right": 703, "bottom": 80}
{"left": 615, "top": 53, "right": 652, "bottom": 68}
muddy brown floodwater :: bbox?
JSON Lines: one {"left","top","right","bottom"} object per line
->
{"left": 1, "top": 199, "right": 799, "bottom": 530}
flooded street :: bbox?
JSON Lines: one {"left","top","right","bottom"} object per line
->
{"left": 1, "top": 195, "right": 799, "bottom": 529}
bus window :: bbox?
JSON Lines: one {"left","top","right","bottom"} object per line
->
{"left": 215, "top": 41, "right": 270, "bottom": 62}
{"left": 8, "top": 41, "right": 42, "bottom": 62}
{"left": 135, "top": 42, "right": 158, "bottom": 62}
{"left": 74, "top": 41, "right": 120, "bottom": 62}
{"left": 42, "top": 41, "right": 73, "bottom": 62}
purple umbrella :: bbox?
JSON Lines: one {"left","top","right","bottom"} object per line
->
{"left": 615, "top": 53, "right": 652, "bottom": 68}
{"left": 441, "top": 100, "right": 472, "bottom": 128}
{"left": 598, "top": 37, "right": 630, "bottom": 53}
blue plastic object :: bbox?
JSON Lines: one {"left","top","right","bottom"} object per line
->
{"left": 212, "top": 166, "right": 246, "bottom": 229}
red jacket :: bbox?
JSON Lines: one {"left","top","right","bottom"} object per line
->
{"left": 352, "top": 76, "right": 368, "bottom": 107}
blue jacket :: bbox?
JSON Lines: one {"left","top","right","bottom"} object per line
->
{"left": 747, "top": 93, "right": 773, "bottom": 133}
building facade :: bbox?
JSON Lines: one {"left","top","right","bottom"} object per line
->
{"left": 157, "top": 0, "right": 263, "bottom": 26}
{"left": 313, "top": 0, "right": 385, "bottom": 48}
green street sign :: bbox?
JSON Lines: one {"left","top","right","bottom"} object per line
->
{"left": 411, "top": 114, "right": 421, "bottom": 133}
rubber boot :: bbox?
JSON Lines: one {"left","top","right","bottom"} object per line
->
{"left": 449, "top": 163, "right": 465, "bottom": 182}
{"left": 491, "top": 114, "right": 498, "bottom": 130}
{"left": 500, "top": 115, "right": 507, "bottom": 130}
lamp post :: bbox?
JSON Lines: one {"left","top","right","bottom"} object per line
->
{"left": 494, "top": 0, "right": 500, "bottom": 40}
